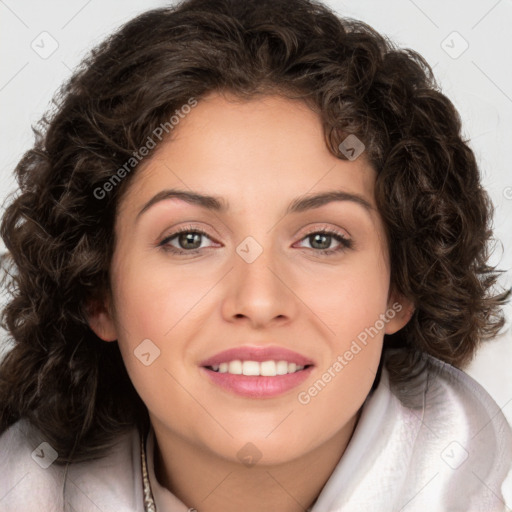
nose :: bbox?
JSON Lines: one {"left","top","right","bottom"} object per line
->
{"left": 220, "top": 240, "right": 298, "bottom": 329}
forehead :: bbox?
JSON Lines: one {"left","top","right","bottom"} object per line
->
{"left": 119, "top": 92, "right": 377, "bottom": 217}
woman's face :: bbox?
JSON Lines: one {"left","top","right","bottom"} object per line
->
{"left": 90, "top": 92, "right": 411, "bottom": 465}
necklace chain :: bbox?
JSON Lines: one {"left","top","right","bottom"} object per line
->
{"left": 140, "top": 427, "right": 157, "bottom": 512}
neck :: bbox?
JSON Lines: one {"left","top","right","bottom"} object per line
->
{"left": 151, "top": 411, "right": 361, "bottom": 512}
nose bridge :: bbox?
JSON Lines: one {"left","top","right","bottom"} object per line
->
{"left": 235, "top": 233, "right": 281, "bottom": 296}
{"left": 222, "top": 233, "right": 294, "bottom": 325}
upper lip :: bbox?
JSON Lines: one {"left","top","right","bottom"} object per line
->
{"left": 199, "top": 345, "right": 315, "bottom": 367}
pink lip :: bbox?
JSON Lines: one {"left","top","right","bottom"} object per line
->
{"left": 199, "top": 345, "right": 315, "bottom": 367}
{"left": 199, "top": 366, "right": 314, "bottom": 399}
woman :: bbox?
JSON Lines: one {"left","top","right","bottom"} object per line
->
{"left": 0, "top": 0, "right": 510, "bottom": 510}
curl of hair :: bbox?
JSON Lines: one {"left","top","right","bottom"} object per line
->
{"left": 0, "top": 0, "right": 508, "bottom": 462}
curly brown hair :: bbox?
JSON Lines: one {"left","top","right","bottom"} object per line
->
{"left": 0, "top": 0, "right": 508, "bottom": 464}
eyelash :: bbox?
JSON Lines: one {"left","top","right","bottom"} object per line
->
{"left": 158, "top": 224, "right": 353, "bottom": 256}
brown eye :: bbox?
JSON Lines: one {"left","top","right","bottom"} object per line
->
{"left": 176, "top": 231, "right": 203, "bottom": 250}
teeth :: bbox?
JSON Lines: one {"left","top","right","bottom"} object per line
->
{"left": 210, "top": 360, "right": 306, "bottom": 376}
{"left": 276, "top": 361, "right": 288, "bottom": 375}
{"left": 229, "top": 360, "right": 243, "bottom": 375}
{"left": 260, "top": 360, "right": 276, "bottom": 376}
{"left": 243, "top": 361, "right": 260, "bottom": 376}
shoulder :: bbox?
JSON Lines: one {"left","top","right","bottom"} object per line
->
{"left": 388, "top": 350, "right": 512, "bottom": 511}
{"left": 409, "top": 352, "right": 511, "bottom": 456}
{"left": 0, "top": 418, "right": 66, "bottom": 511}
{"left": 0, "top": 418, "right": 143, "bottom": 511}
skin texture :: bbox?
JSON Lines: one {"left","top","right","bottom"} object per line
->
{"left": 89, "top": 92, "right": 413, "bottom": 512}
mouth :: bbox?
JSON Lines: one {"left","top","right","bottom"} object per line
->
{"left": 199, "top": 345, "right": 315, "bottom": 398}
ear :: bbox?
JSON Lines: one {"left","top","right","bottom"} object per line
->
{"left": 384, "top": 289, "right": 415, "bottom": 335}
{"left": 86, "top": 295, "right": 118, "bottom": 342}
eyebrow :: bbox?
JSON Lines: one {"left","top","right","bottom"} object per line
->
{"left": 136, "top": 188, "right": 373, "bottom": 221}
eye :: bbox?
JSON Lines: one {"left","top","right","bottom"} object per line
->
{"left": 295, "top": 227, "right": 353, "bottom": 256}
{"left": 158, "top": 225, "right": 218, "bottom": 254}
{"left": 158, "top": 225, "right": 353, "bottom": 257}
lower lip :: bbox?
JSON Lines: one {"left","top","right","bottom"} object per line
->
{"left": 200, "top": 366, "right": 314, "bottom": 398}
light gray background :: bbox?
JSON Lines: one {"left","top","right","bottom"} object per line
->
{"left": 1, "top": 0, "right": 511, "bottom": 422}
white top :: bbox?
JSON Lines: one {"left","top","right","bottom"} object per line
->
{"left": 1, "top": 351, "right": 512, "bottom": 511}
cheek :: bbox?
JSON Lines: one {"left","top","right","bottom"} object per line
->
{"left": 298, "top": 271, "right": 388, "bottom": 433}
{"left": 108, "top": 254, "right": 168, "bottom": 387}
{"left": 110, "top": 253, "right": 188, "bottom": 340}
{"left": 296, "top": 252, "right": 389, "bottom": 401}
{"left": 108, "top": 253, "right": 208, "bottom": 403}
{"left": 302, "top": 259, "right": 390, "bottom": 339}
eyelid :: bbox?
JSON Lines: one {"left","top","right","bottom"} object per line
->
{"left": 158, "top": 221, "right": 219, "bottom": 239}
{"left": 158, "top": 224, "right": 218, "bottom": 247}
{"left": 299, "top": 223, "right": 351, "bottom": 240}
